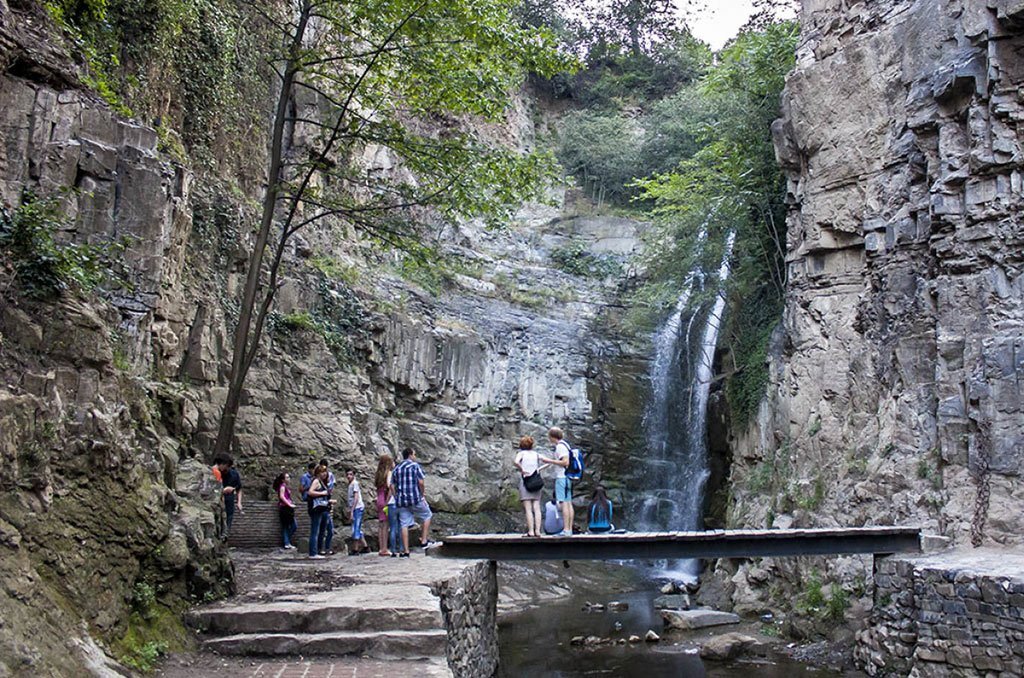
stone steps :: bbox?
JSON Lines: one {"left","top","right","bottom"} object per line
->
{"left": 188, "top": 601, "right": 442, "bottom": 635}
{"left": 203, "top": 629, "right": 448, "bottom": 659}
{"left": 189, "top": 560, "right": 453, "bottom": 661}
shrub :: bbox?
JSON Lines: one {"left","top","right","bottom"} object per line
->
{"left": 131, "top": 581, "right": 157, "bottom": 619}
{"left": 800, "top": 571, "right": 825, "bottom": 611}
{"left": 120, "top": 640, "right": 167, "bottom": 673}
{"left": 268, "top": 279, "right": 370, "bottom": 365}
{"left": 825, "top": 583, "right": 850, "bottom": 622}
{"left": 277, "top": 311, "right": 318, "bottom": 332}
{"left": 550, "top": 241, "right": 623, "bottom": 279}
{"left": 0, "top": 191, "right": 119, "bottom": 298}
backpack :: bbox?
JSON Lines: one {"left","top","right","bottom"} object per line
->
{"left": 560, "top": 441, "right": 585, "bottom": 481}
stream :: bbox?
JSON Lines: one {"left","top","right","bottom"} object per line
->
{"left": 498, "top": 587, "right": 848, "bottom": 677}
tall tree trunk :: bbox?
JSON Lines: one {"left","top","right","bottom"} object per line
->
{"left": 212, "top": 3, "right": 312, "bottom": 459}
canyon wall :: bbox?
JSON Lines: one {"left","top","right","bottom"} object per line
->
{"left": 722, "top": 0, "right": 1024, "bottom": 619}
{"left": 0, "top": 2, "right": 646, "bottom": 673}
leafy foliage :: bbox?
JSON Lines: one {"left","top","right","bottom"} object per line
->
{"left": 269, "top": 280, "right": 371, "bottom": 365}
{"left": 119, "top": 640, "right": 167, "bottom": 673}
{"left": 557, "top": 111, "right": 644, "bottom": 204}
{"left": 0, "top": 191, "right": 121, "bottom": 299}
{"left": 550, "top": 241, "right": 623, "bottom": 279}
{"left": 131, "top": 581, "right": 158, "bottom": 620}
{"left": 43, "top": 0, "right": 272, "bottom": 162}
{"left": 825, "top": 583, "right": 850, "bottom": 622}
{"left": 574, "top": 29, "right": 711, "bottom": 106}
{"left": 634, "top": 22, "right": 799, "bottom": 425}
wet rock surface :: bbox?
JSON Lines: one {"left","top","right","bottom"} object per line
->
{"left": 721, "top": 0, "right": 1024, "bottom": 628}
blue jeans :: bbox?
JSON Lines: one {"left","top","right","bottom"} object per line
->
{"left": 224, "top": 499, "right": 236, "bottom": 535}
{"left": 352, "top": 507, "right": 364, "bottom": 540}
{"left": 281, "top": 510, "right": 297, "bottom": 547}
{"left": 387, "top": 505, "right": 401, "bottom": 553}
{"left": 309, "top": 510, "right": 330, "bottom": 556}
{"left": 318, "top": 513, "right": 334, "bottom": 553}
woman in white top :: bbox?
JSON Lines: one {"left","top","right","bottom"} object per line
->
{"left": 514, "top": 436, "right": 546, "bottom": 537}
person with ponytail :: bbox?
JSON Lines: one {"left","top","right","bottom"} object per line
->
{"left": 587, "top": 485, "right": 614, "bottom": 533}
{"left": 374, "top": 455, "right": 398, "bottom": 556}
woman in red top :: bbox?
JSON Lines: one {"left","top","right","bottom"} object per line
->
{"left": 273, "top": 472, "right": 297, "bottom": 550}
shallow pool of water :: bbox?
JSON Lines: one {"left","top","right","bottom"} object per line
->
{"left": 498, "top": 588, "right": 848, "bottom": 678}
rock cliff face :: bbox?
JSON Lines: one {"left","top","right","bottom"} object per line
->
{"left": 0, "top": 3, "right": 646, "bottom": 672}
{"left": 723, "top": 0, "right": 1024, "bottom": 610}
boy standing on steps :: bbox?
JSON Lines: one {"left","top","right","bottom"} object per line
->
{"left": 542, "top": 427, "right": 573, "bottom": 536}
{"left": 391, "top": 448, "right": 434, "bottom": 556}
{"left": 215, "top": 455, "right": 243, "bottom": 538}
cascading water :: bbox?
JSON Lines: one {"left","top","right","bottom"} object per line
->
{"left": 637, "top": 233, "right": 735, "bottom": 580}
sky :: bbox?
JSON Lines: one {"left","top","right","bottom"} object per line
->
{"left": 684, "top": 0, "right": 757, "bottom": 50}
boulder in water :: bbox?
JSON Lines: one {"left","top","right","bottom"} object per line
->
{"left": 607, "top": 601, "right": 629, "bottom": 611}
{"left": 628, "top": 635, "right": 642, "bottom": 643}
{"left": 662, "top": 609, "right": 740, "bottom": 630}
{"left": 645, "top": 630, "right": 660, "bottom": 642}
{"left": 660, "top": 582, "right": 680, "bottom": 594}
{"left": 699, "top": 633, "right": 766, "bottom": 661}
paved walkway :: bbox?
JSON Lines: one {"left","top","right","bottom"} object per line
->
{"left": 893, "top": 546, "right": 1024, "bottom": 581}
{"left": 157, "top": 656, "right": 451, "bottom": 677}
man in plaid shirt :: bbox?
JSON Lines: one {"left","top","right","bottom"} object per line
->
{"left": 391, "top": 448, "right": 434, "bottom": 557}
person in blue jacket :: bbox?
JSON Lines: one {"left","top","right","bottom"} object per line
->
{"left": 587, "top": 485, "right": 614, "bottom": 533}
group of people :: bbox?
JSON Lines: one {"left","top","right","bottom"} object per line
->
{"left": 214, "top": 426, "right": 613, "bottom": 555}
{"left": 270, "top": 459, "right": 343, "bottom": 558}
{"left": 267, "top": 448, "right": 435, "bottom": 559}
{"left": 514, "top": 427, "right": 613, "bottom": 537}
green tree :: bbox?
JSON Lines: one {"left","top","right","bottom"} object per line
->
{"left": 558, "top": 110, "right": 643, "bottom": 205}
{"left": 594, "top": 0, "right": 678, "bottom": 56}
{"left": 211, "top": 0, "right": 574, "bottom": 456}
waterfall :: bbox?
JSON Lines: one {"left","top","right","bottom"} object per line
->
{"left": 637, "top": 233, "right": 735, "bottom": 580}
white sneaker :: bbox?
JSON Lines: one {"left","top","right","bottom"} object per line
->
{"left": 309, "top": 554, "right": 326, "bottom": 559}
{"left": 283, "top": 545, "right": 296, "bottom": 550}
{"left": 559, "top": 530, "right": 573, "bottom": 537}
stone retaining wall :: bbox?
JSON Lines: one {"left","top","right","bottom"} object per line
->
{"left": 856, "top": 550, "right": 1024, "bottom": 676}
{"left": 225, "top": 500, "right": 315, "bottom": 549}
{"left": 433, "top": 560, "right": 499, "bottom": 678}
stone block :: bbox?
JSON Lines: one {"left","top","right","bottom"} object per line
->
{"left": 948, "top": 646, "right": 975, "bottom": 668}
{"left": 916, "top": 647, "right": 947, "bottom": 662}
{"left": 661, "top": 609, "right": 740, "bottom": 631}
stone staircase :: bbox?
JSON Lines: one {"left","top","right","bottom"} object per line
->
{"left": 187, "top": 550, "right": 450, "bottom": 663}
{"left": 188, "top": 588, "right": 446, "bottom": 659}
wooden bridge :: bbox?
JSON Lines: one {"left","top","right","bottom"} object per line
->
{"left": 427, "top": 527, "right": 921, "bottom": 561}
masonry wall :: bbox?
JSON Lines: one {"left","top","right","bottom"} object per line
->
{"left": 433, "top": 560, "right": 499, "bottom": 678}
{"left": 856, "top": 551, "right": 1024, "bottom": 676}
{"left": 226, "top": 500, "right": 315, "bottom": 550}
